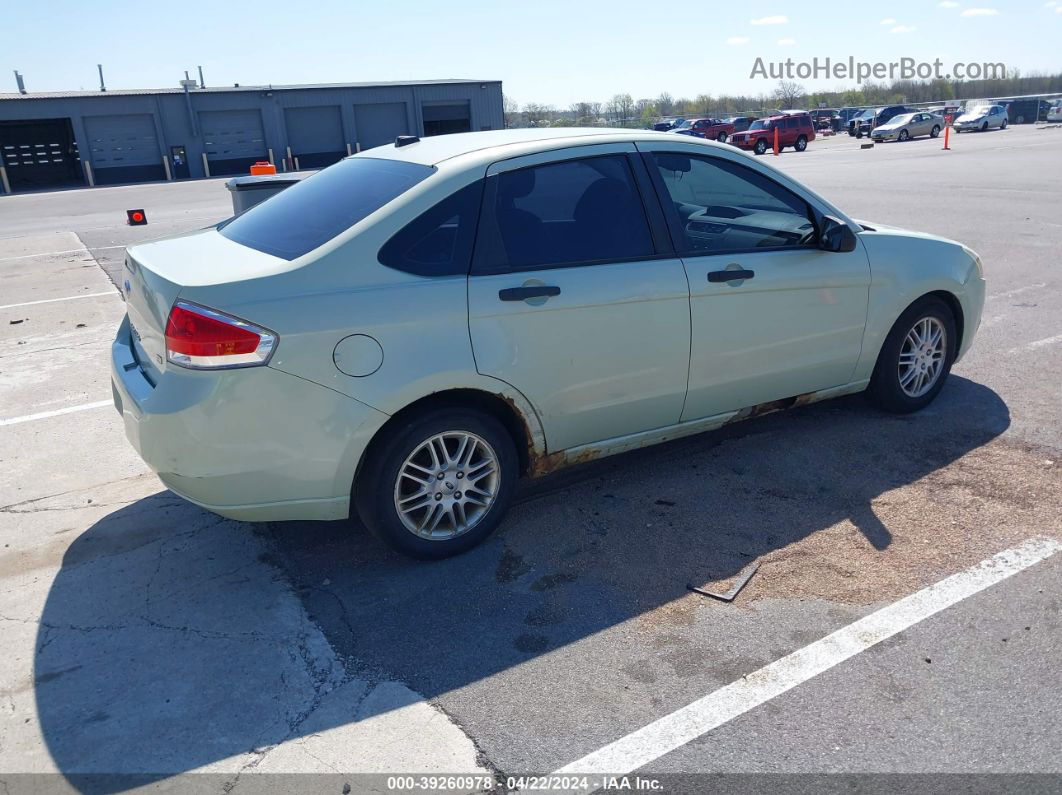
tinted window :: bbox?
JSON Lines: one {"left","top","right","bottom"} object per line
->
{"left": 379, "top": 180, "right": 484, "bottom": 276}
{"left": 649, "top": 152, "right": 816, "bottom": 255}
{"left": 219, "top": 157, "right": 434, "bottom": 260}
{"left": 484, "top": 155, "right": 654, "bottom": 271}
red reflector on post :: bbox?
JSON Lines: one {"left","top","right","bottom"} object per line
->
{"left": 127, "top": 209, "right": 147, "bottom": 225}
{"left": 164, "top": 301, "right": 276, "bottom": 369}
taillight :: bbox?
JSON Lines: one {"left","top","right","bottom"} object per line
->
{"left": 164, "top": 301, "right": 276, "bottom": 369}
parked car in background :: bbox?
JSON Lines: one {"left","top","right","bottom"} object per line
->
{"left": 725, "top": 116, "right": 757, "bottom": 133}
{"left": 811, "top": 109, "right": 842, "bottom": 132}
{"left": 1047, "top": 102, "right": 1062, "bottom": 123}
{"left": 111, "top": 127, "right": 985, "bottom": 558}
{"left": 653, "top": 117, "right": 685, "bottom": 132}
{"left": 672, "top": 118, "right": 736, "bottom": 142}
{"left": 848, "top": 105, "right": 914, "bottom": 137}
{"left": 999, "top": 99, "right": 1052, "bottom": 124}
{"left": 729, "top": 113, "right": 815, "bottom": 154}
{"left": 953, "top": 104, "right": 1008, "bottom": 132}
{"left": 838, "top": 107, "right": 865, "bottom": 125}
{"left": 871, "top": 111, "right": 944, "bottom": 142}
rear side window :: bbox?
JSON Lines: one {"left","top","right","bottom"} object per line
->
{"left": 479, "top": 155, "right": 654, "bottom": 271}
{"left": 379, "top": 180, "right": 484, "bottom": 276}
{"left": 219, "top": 157, "right": 434, "bottom": 260}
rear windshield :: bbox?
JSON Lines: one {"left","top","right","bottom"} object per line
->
{"left": 219, "top": 157, "right": 435, "bottom": 260}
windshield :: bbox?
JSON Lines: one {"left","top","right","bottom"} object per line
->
{"left": 672, "top": 120, "right": 692, "bottom": 129}
{"left": 749, "top": 120, "right": 769, "bottom": 130}
{"left": 857, "top": 109, "right": 878, "bottom": 120}
{"left": 219, "top": 157, "right": 434, "bottom": 260}
{"left": 963, "top": 105, "right": 990, "bottom": 117}
{"left": 887, "top": 114, "right": 915, "bottom": 125}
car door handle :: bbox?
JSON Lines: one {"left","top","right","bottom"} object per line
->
{"left": 498, "top": 285, "right": 561, "bottom": 301}
{"left": 707, "top": 269, "right": 755, "bottom": 282}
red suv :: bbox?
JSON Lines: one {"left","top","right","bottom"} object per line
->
{"left": 728, "top": 113, "right": 815, "bottom": 154}
{"left": 671, "top": 117, "right": 736, "bottom": 142}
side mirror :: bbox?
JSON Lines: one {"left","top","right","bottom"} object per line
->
{"left": 819, "top": 216, "right": 857, "bottom": 253}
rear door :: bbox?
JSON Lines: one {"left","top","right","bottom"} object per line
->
{"left": 467, "top": 144, "right": 691, "bottom": 452}
{"left": 639, "top": 146, "right": 870, "bottom": 421}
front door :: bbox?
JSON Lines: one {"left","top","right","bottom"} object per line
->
{"left": 467, "top": 147, "right": 691, "bottom": 452}
{"left": 641, "top": 148, "right": 870, "bottom": 421}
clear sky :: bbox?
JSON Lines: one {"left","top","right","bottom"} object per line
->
{"left": 4, "top": 0, "right": 1060, "bottom": 106}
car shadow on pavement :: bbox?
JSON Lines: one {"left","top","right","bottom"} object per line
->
{"left": 35, "top": 376, "right": 1009, "bottom": 787}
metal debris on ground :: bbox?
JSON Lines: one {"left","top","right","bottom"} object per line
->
{"left": 688, "top": 560, "right": 760, "bottom": 602}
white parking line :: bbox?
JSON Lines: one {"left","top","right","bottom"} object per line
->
{"left": 0, "top": 245, "right": 124, "bottom": 265}
{"left": 0, "top": 290, "right": 118, "bottom": 310}
{"left": 987, "top": 283, "right": 1047, "bottom": 301}
{"left": 0, "top": 400, "right": 112, "bottom": 427}
{"left": 552, "top": 537, "right": 1061, "bottom": 784}
{"left": 1007, "top": 333, "right": 1062, "bottom": 354}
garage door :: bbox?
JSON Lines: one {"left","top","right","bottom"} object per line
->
{"left": 0, "top": 118, "right": 83, "bottom": 191}
{"left": 422, "top": 102, "right": 472, "bottom": 137}
{"left": 84, "top": 114, "right": 164, "bottom": 185}
{"left": 284, "top": 105, "right": 345, "bottom": 169}
{"left": 200, "top": 109, "right": 267, "bottom": 176}
{"left": 354, "top": 103, "right": 409, "bottom": 150}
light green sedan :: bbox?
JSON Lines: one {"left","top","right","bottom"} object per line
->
{"left": 871, "top": 112, "right": 944, "bottom": 142}
{"left": 112, "top": 128, "right": 985, "bottom": 558}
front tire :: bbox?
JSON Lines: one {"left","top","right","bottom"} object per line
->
{"left": 354, "top": 408, "right": 517, "bottom": 559}
{"left": 899, "top": 129, "right": 910, "bottom": 142}
{"left": 754, "top": 138, "right": 769, "bottom": 155}
{"left": 868, "top": 297, "right": 957, "bottom": 414}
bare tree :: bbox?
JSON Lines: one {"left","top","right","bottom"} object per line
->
{"left": 503, "top": 94, "right": 520, "bottom": 128}
{"left": 773, "top": 80, "right": 805, "bottom": 109}
{"left": 522, "top": 103, "right": 555, "bottom": 127}
{"left": 655, "top": 92, "right": 674, "bottom": 116}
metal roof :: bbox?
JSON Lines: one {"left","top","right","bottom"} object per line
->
{"left": 0, "top": 78, "right": 501, "bottom": 101}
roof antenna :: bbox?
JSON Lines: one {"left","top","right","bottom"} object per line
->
{"left": 98, "top": 64, "right": 106, "bottom": 92}
{"left": 13, "top": 70, "right": 26, "bottom": 94}
{"left": 198, "top": 65, "right": 205, "bottom": 89}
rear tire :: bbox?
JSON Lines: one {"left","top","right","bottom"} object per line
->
{"left": 717, "top": 132, "right": 728, "bottom": 143}
{"left": 1002, "top": 118, "right": 1009, "bottom": 129}
{"left": 930, "top": 125, "right": 941, "bottom": 138}
{"left": 868, "top": 297, "right": 957, "bottom": 414}
{"left": 354, "top": 408, "right": 517, "bottom": 559}
{"left": 794, "top": 135, "right": 808, "bottom": 151}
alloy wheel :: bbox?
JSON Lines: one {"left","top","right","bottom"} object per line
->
{"left": 897, "top": 317, "right": 947, "bottom": 398}
{"left": 393, "top": 431, "right": 500, "bottom": 540}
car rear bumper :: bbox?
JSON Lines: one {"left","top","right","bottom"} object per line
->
{"left": 111, "top": 315, "right": 388, "bottom": 521}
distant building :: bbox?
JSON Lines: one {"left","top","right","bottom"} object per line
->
{"left": 0, "top": 79, "right": 503, "bottom": 193}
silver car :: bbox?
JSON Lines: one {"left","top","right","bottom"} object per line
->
{"left": 871, "top": 112, "right": 944, "bottom": 142}
{"left": 112, "top": 128, "right": 985, "bottom": 558}
{"left": 953, "top": 104, "right": 1009, "bottom": 132}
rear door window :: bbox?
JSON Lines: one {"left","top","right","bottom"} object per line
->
{"left": 478, "top": 155, "right": 655, "bottom": 271}
{"left": 219, "top": 157, "right": 434, "bottom": 260}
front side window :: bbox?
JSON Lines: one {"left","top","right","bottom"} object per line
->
{"left": 481, "top": 155, "right": 654, "bottom": 271}
{"left": 379, "top": 180, "right": 484, "bottom": 276}
{"left": 648, "top": 152, "right": 817, "bottom": 255}
{"left": 219, "top": 157, "right": 434, "bottom": 260}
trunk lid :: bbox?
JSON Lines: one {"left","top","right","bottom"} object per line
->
{"left": 121, "top": 228, "right": 289, "bottom": 381}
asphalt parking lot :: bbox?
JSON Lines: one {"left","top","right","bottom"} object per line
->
{"left": 1, "top": 125, "right": 1060, "bottom": 793}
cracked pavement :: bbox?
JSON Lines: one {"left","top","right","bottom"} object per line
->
{"left": 0, "top": 232, "right": 488, "bottom": 792}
